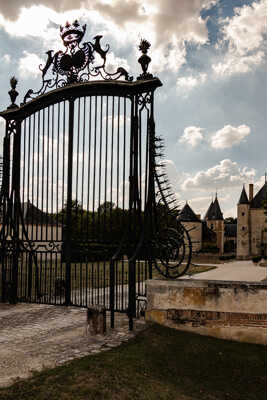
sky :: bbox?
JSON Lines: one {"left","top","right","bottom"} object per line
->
{"left": 0, "top": 0, "right": 267, "bottom": 218}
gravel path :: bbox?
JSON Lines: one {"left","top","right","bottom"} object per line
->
{"left": 0, "top": 303, "right": 145, "bottom": 387}
{"left": 190, "top": 260, "right": 267, "bottom": 281}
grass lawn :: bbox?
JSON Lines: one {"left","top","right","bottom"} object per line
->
{"left": 0, "top": 323, "right": 266, "bottom": 400}
{"left": 1, "top": 260, "right": 216, "bottom": 296}
{"left": 181, "top": 263, "right": 216, "bottom": 275}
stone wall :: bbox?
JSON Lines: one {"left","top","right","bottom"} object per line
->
{"left": 146, "top": 279, "right": 267, "bottom": 345}
{"left": 206, "top": 220, "right": 224, "bottom": 255}
{"left": 250, "top": 208, "right": 265, "bottom": 256}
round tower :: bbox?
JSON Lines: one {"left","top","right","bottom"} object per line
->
{"left": 237, "top": 185, "right": 250, "bottom": 259}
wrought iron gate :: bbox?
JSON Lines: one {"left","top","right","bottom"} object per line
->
{"left": 0, "top": 22, "right": 191, "bottom": 329}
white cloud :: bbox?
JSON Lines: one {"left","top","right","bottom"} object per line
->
{"left": 253, "top": 175, "right": 267, "bottom": 193}
{"left": 223, "top": 1, "right": 267, "bottom": 56}
{"left": 18, "top": 51, "right": 45, "bottom": 78}
{"left": 105, "top": 51, "right": 130, "bottom": 74}
{"left": 0, "top": 1, "right": 212, "bottom": 74}
{"left": 3, "top": 54, "right": 11, "bottom": 63}
{"left": 212, "top": 51, "right": 264, "bottom": 76}
{"left": 151, "top": 41, "right": 187, "bottom": 74}
{"left": 180, "top": 124, "right": 250, "bottom": 149}
{"left": 210, "top": 124, "right": 250, "bottom": 149}
{"left": 179, "top": 126, "right": 204, "bottom": 147}
{"left": 0, "top": 5, "right": 99, "bottom": 51}
{"left": 212, "top": 1, "right": 267, "bottom": 77}
{"left": 182, "top": 159, "right": 256, "bottom": 191}
{"left": 0, "top": 5, "right": 57, "bottom": 38}
{"left": 176, "top": 72, "right": 207, "bottom": 90}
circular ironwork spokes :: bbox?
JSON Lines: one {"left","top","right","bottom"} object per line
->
{"left": 152, "top": 225, "right": 192, "bottom": 279}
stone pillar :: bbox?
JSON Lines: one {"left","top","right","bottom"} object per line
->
{"left": 237, "top": 203, "right": 250, "bottom": 259}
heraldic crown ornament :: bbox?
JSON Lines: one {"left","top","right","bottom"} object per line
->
{"left": 22, "top": 19, "right": 156, "bottom": 104}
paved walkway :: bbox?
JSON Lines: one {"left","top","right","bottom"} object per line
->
{"left": 0, "top": 304, "right": 146, "bottom": 388}
{"left": 190, "top": 260, "right": 267, "bottom": 281}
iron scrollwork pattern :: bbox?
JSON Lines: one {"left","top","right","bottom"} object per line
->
{"left": 137, "top": 92, "right": 152, "bottom": 111}
{"left": 152, "top": 135, "right": 192, "bottom": 279}
{"left": 23, "top": 20, "right": 133, "bottom": 103}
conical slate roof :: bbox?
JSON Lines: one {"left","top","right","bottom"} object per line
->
{"left": 250, "top": 182, "right": 267, "bottom": 208}
{"left": 206, "top": 196, "right": 223, "bottom": 220}
{"left": 238, "top": 185, "right": 249, "bottom": 204}
{"left": 178, "top": 203, "right": 200, "bottom": 222}
{"left": 204, "top": 200, "right": 214, "bottom": 220}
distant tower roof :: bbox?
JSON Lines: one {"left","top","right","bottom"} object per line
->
{"left": 206, "top": 195, "right": 223, "bottom": 220}
{"left": 250, "top": 181, "right": 267, "bottom": 208}
{"left": 178, "top": 202, "right": 200, "bottom": 222}
{"left": 238, "top": 185, "right": 249, "bottom": 204}
{"left": 204, "top": 199, "right": 214, "bottom": 220}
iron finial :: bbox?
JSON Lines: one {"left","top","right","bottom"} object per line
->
{"left": 137, "top": 38, "right": 153, "bottom": 80}
{"left": 8, "top": 76, "right": 19, "bottom": 109}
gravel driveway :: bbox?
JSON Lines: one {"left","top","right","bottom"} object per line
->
{"left": 0, "top": 303, "right": 145, "bottom": 387}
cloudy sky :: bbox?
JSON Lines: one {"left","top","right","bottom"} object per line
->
{"left": 0, "top": 0, "right": 266, "bottom": 218}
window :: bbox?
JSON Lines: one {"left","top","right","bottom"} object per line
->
{"left": 242, "top": 226, "right": 245, "bottom": 231}
{"left": 242, "top": 212, "right": 245, "bottom": 216}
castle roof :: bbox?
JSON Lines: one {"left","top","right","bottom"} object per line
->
{"left": 178, "top": 203, "right": 200, "bottom": 222}
{"left": 250, "top": 182, "right": 267, "bottom": 208}
{"left": 204, "top": 200, "right": 214, "bottom": 220}
{"left": 205, "top": 196, "right": 223, "bottom": 220}
{"left": 238, "top": 185, "right": 249, "bottom": 204}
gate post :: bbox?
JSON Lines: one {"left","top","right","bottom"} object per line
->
{"left": 109, "top": 259, "right": 115, "bottom": 328}
{"left": 65, "top": 98, "right": 75, "bottom": 306}
{"left": 0, "top": 135, "right": 10, "bottom": 302}
{"left": 11, "top": 120, "right": 22, "bottom": 304}
{"left": 127, "top": 97, "right": 139, "bottom": 329}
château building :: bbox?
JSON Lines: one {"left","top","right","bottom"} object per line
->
{"left": 237, "top": 182, "right": 267, "bottom": 259}
{"left": 179, "top": 195, "right": 236, "bottom": 255}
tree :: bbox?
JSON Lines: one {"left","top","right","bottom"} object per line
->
{"left": 97, "top": 201, "right": 115, "bottom": 214}
{"left": 224, "top": 217, "right": 237, "bottom": 224}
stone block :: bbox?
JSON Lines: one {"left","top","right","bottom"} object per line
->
{"left": 87, "top": 305, "right": 106, "bottom": 335}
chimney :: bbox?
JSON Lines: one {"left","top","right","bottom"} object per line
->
{"left": 249, "top": 184, "right": 253, "bottom": 202}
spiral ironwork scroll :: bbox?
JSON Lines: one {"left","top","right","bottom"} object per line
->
{"left": 152, "top": 135, "right": 192, "bottom": 278}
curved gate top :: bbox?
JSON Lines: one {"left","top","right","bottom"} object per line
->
{"left": 0, "top": 20, "right": 191, "bottom": 329}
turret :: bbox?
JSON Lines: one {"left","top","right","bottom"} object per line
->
{"left": 205, "top": 195, "right": 224, "bottom": 255}
{"left": 179, "top": 202, "right": 202, "bottom": 252}
{"left": 237, "top": 185, "right": 250, "bottom": 259}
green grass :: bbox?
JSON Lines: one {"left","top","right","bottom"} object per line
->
{"left": 0, "top": 324, "right": 266, "bottom": 400}
{"left": 184, "top": 264, "right": 216, "bottom": 275}
{"left": 1, "top": 261, "right": 216, "bottom": 300}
